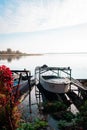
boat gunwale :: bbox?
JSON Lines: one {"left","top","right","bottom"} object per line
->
{"left": 40, "top": 75, "right": 70, "bottom": 85}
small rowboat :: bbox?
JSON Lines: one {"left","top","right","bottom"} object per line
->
{"left": 35, "top": 65, "right": 71, "bottom": 94}
{"left": 40, "top": 75, "right": 70, "bottom": 93}
{"left": 13, "top": 78, "right": 35, "bottom": 95}
{"left": 12, "top": 70, "right": 35, "bottom": 99}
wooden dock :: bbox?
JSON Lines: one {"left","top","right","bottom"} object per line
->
{"left": 34, "top": 65, "right": 87, "bottom": 112}
{"left": 35, "top": 77, "right": 87, "bottom": 112}
{"left": 68, "top": 77, "right": 87, "bottom": 100}
{"left": 70, "top": 77, "right": 87, "bottom": 91}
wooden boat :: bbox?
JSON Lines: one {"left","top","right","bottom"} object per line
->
{"left": 13, "top": 78, "right": 35, "bottom": 95}
{"left": 35, "top": 65, "right": 71, "bottom": 93}
{"left": 40, "top": 75, "right": 70, "bottom": 93}
{"left": 12, "top": 70, "right": 35, "bottom": 98}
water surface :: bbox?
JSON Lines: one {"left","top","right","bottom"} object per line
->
{"left": 0, "top": 53, "right": 87, "bottom": 79}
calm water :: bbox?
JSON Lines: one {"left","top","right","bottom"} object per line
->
{"left": 1, "top": 53, "right": 86, "bottom": 129}
{"left": 0, "top": 53, "right": 87, "bottom": 79}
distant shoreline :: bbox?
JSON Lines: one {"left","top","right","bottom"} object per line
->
{"left": 1, "top": 52, "right": 87, "bottom": 56}
{"left": 0, "top": 48, "right": 43, "bottom": 56}
{"left": 0, "top": 53, "right": 43, "bottom": 56}
{"left": 45, "top": 52, "right": 87, "bottom": 55}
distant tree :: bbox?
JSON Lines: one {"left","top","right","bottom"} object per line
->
{"left": 7, "top": 48, "right": 12, "bottom": 54}
{"left": 16, "top": 50, "right": 21, "bottom": 54}
{"left": 2, "top": 51, "right": 6, "bottom": 54}
{"left": 0, "top": 48, "right": 25, "bottom": 55}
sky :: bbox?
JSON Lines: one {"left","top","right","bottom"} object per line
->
{"left": 0, "top": 0, "right": 87, "bottom": 53}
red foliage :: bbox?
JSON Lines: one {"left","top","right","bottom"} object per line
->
{"left": 0, "top": 65, "right": 13, "bottom": 93}
{"left": 0, "top": 65, "right": 21, "bottom": 130}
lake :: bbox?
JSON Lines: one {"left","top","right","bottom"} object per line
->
{"left": 1, "top": 53, "right": 86, "bottom": 129}
{"left": 0, "top": 53, "right": 87, "bottom": 79}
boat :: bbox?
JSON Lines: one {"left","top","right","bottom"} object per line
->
{"left": 40, "top": 75, "right": 71, "bottom": 93}
{"left": 12, "top": 70, "right": 35, "bottom": 99}
{"left": 13, "top": 78, "right": 35, "bottom": 95}
{"left": 35, "top": 65, "right": 71, "bottom": 93}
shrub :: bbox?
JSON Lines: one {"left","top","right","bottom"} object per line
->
{"left": 17, "top": 118, "right": 48, "bottom": 130}
{"left": 0, "top": 65, "right": 21, "bottom": 130}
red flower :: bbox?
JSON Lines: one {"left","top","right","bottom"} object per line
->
{"left": 0, "top": 65, "right": 21, "bottom": 129}
{"left": 0, "top": 65, "right": 13, "bottom": 93}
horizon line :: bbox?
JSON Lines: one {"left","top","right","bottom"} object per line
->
{"left": 45, "top": 52, "right": 87, "bottom": 54}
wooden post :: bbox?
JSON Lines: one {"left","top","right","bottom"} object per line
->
{"left": 25, "top": 70, "right": 32, "bottom": 113}
{"left": 70, "top": 68, "right": 72, "bottom": 91}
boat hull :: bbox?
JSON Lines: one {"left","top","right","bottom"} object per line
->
{"left": 13, "top": 79, "right": 35, "bottom": 95}
{"left": 40, "top": 76, "right": 70, "bottom": 93}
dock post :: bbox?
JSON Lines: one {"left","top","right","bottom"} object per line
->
{"left": 70, "top": 68, "right": 72, "bottom": 91}
{"left": 29, "top": 71, "right": 32, "bottom": 113}
{"left": 25, "top": 70, "right": 32, "bottom": 113}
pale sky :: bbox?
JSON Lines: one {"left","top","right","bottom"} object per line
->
{"left": 0, "top": 0, "right": 87, "bottom": 53}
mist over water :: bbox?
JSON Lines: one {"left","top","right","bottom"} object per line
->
{"left": 0, "top": 53, "right": 87, "bottom": 79}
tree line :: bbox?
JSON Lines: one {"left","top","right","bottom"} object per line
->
{"left": 0, "top": 48, "right": 24, "bottom": 55}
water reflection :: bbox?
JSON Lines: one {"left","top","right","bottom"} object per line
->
{"left": 0, "top": 55, "right": 23, "bottom": 62}
{"left": 1, "top": 54, "right": 87, "bottom": 79}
